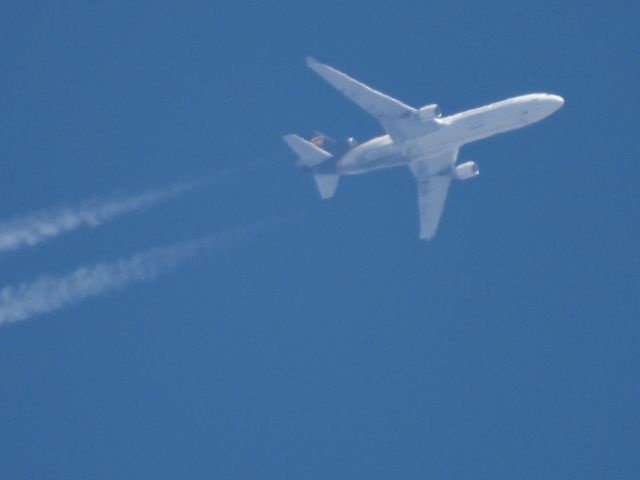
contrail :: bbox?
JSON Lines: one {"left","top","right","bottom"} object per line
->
{"left": 0, "top": 226, "right": 254, "bottom": 326}
{"left": 0, "top": 181, "right": 199, "bottom": 254}
{"left": 0, "top": 157, "right": 278, "bottom": 255}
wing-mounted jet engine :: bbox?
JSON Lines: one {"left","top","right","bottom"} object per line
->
{"left": 418, "top": 104, "right": 442, "bottom": 121}
{"left": 454, "top": 161, "right": 480, "bottom": 180}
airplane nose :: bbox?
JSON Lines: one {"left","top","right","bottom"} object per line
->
{"left": 547, "top": 94, "right": 564, "bottom": 109}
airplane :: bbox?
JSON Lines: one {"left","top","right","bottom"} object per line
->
{"left": 284, "top": 57, "right": 564, "bottom": 240}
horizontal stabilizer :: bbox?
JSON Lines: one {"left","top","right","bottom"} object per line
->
{"left": 283, "top": 134, "right": 333, "bottom": 167}
{"left": 314, "top": 174, "right": 339, "bottom": 199}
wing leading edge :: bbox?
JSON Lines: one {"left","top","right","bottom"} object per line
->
{"left": 306, "top": 57, "right": 438, "bottom": 142}
{"left": 409, "top": 150, "right": 458, "bottom": 240}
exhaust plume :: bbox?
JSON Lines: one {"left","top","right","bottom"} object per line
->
{"left": 0, "top": 181, "right": 198, "bottom": 254}
{"left": 0, "top": 229, "right": 244, "bottom": 326}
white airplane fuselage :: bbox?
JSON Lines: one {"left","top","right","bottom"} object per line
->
{"left": 336, "top": 93, "right": 564, "bottom": 175}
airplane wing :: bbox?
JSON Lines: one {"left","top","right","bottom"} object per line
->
{"left": 408, "top": 150, "right": 458, "bottom": 240}
{"left": 307, "top": 57, "right": 436, "bottom": 142}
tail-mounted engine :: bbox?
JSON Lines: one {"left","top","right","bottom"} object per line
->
{"left": 454, "top": 161, "right": 480, "bottom": 180}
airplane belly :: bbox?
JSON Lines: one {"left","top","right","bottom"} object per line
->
{"left": 360, "top": 153, "right": 406, "bottom": 172}
{"left": 337, "top": 139, "right": 404, "bottom": 174}
{"left": 401, "top": 130, "right": 452, "bottom": 159}
{"left": 446, "top": 104, "right": 535, "bottom": 145}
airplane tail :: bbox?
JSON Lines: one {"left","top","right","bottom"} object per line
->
{"left": 312, "top": 173, "right": 339, "bottom": 199}
{"left": 283, "top": 134, "right": 333, "bottom": 167}
{"left": 283, "top": 134, "right": 339, "bottom": 199}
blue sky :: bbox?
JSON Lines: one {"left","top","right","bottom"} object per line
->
{"left": 1, "top": 1, "right": 639, "bottom": 478}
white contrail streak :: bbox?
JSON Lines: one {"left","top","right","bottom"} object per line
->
{"left": 0, "top": 156, "right": 277, "bottom": 255}
{"left": 0, "top": 228, "right": 246, "bottom": 326}
{"left": 0, "top": 181, "right": 199, "bottom": 254}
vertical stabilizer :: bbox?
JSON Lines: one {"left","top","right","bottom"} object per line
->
{"left": 313, "top": 174, "right": 339, "bottom": 199}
